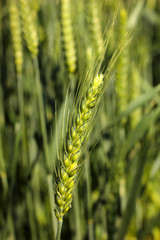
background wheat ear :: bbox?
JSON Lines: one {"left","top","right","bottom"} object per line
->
{"left": 86, "top": 0, "right": 104, "bottom": 56}
{"left": 60, "top": 0, "right": 77, "bottom": 74}
{"left": 9, "top": 0, "right": 23, "bottom": 74}
{"left": 19, "top": 0, "right": 39, "bottom": 57}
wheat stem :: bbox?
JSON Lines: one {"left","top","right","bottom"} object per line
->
{"left": 26, "top": 189, "right": 38, "bottom": 240}
{"left": 56, "top": 220, "right": 63, "bottom": 240}
{"left": 0, "top": 85, "right": 8, "bottom": 193}
{"left": 33, "top": 57, "right": 50, "bottom": 170}
{"left": 47, "top": 174, "right": 57, "bottom": 239}
{"left": 85, "top": 157, "right": 94, "bottom": 240}
{"left": 0, "top": 131, "right": 8, "bottom": 193}
{"left": 73, "top": 189, "right": 81, "bottom": 240}
{"left": 17, "top": 73, "right": 28, "bottom": 168}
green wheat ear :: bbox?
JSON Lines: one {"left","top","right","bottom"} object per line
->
{"left": 86, "top": 0, "right": 104, "bottom": 56}
{"left": 60, "top": 0, "right": 77, "bottom": 73}
{"left": 55, "top": 74, "right": 104, "bottom": 222}
{"left": 19, "top": 0, "right": 39, "bottom": 57}
{"left": 9, "top": 0, "right": 23, "bottom": 73}
{"left": 115, "top": 7, "right": 128, "bottom": 124}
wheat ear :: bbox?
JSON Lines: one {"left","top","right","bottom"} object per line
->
{"left": 87, "top": 0, "right": 104, "bottom": 55}
{"left": 55, "top": 74, "right": 104, "bottom": 223}
{"left": 19, "top": 0, "right": 39, "bottom": 57}
{"left": 60, "top": 0, "right": 77, "bottom": 73}
{"left": 9, "top": 0, "right": 23, "bottom": 73}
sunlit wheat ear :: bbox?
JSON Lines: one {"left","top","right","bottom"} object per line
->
{"left": 19, "top": 0, "right": 39, "bottom": 57}
{"left": 60, "top": 0, "right": 77, "bottom": 73}
{"left": 115, "top": 7, "right": 128, "bottom": 124}
{"left": 55, "top": 74, "right": 104, "bottom": 221}
{"left": 9, "top": 0, "right": 23, "bottom": 73}
{"left": 86, "top": 0, "right": 104, "bottom": 56}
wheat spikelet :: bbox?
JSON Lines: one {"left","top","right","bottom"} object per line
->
{"left": 86, "top": 0, "right": 104, "bottom": 55}
{"left": 19, "top": 0, "right": 39, "bottom": 57}
{"left": 115, "top": 8, "right": 128, "bottom": 123}
{"left": 55, "top": 74, "right": 104, "bottom": 221}
{"left": 60, "top": 0, "right": 77, "bottom": 73}
{"left": 9, "top": 0, "right": 23, "bottom": 73}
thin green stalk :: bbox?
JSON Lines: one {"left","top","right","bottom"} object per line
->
{"left": 27, "top": 189, "right": 38, "bottom": 240}
{"left": 101, "top": 205, "right": 108, "bottom": 240}
{"left": 85, "top": 158, "right": 94, "bottom": 240}
{"left": 17, "top": 73, "right": 28, "bottom": 168}
{"left": 69, "top": 73, "right": 76, "bottom": 93}
{"left": 56, "top": 220, "right": 63, "bottom": 240}
{"left": 0, "top": 86, "right": 8, "bottom": 193}
{"left": 47, "top": 174, "right": 57, "bottom": 239}
{"left": 33, "top": 57, "right": 50, "bottom": 170}
{"left": 7, "top": 207, "right": 16, "bottom": 240}
{"left": 0, "top": 131, "right": 8, "bottom": 193}
{"left": 73, "top": 189, "right": 81, "bottom": 240}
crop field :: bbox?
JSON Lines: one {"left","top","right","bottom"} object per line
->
{"left": 0, "top": 0, "right": 160, "bottom": 239}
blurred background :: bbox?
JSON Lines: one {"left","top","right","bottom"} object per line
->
{"left": 0, "top": 0, "right": 160, "bottom": 239}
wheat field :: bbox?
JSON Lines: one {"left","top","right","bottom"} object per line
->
{"left": 0, "top": 0, "right": 160, "bottom": 239}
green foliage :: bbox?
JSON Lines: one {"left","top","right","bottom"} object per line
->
{"left": 0, "top": 0, "right": 160, "bottom": 240}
